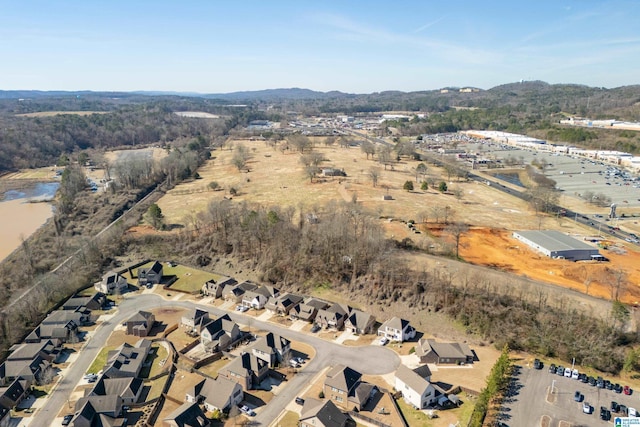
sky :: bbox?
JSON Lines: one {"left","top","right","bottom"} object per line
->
{"left": 1, "top": 0, "right": 639, "bottom": 94}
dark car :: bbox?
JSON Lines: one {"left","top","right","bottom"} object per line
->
{"left": 605, "top": 380, "right": 613, "bottom": 390}
{"left": 579, "top": 373, "right": 588, "bottom": 383}
{"left": 295, "top": 397, "right": 305, "bottom": 405}
{"left": 556, "top": 366, "right": 565, "bottom": 376}
{"left": 574, "top": 391, "right": 583, "bottom": 402}
{"left": 310, "top": 324, "right": 321, "bottom": 333}
{"left": 596, "top": 377, "right": 605, "bottom": 388}
{"left": 614, "top": 383, "right": 623, "bottom": 393}
{"left": 600, "top": 407, "right": 611, "bottom": 421}
{"left": 620, "top": 404, "right": 628, "bottom": 415}
{"left": 533, "top": 359, "right": 543, "bottom": 370}
{"left": 62, "top": 415, "right": 73, "bottom": 426}
{"left": 611, "top": 401, "right": 620, "bottom": 412}
{"left": 549, "top": 363, "right": 556, "bottom": 374}
{"left": 588, "top": 376, "right": 597, "bottom": 386}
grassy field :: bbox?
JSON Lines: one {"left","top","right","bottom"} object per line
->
{"left": 275, "top": 411, "right": 298, "bottom": 427}
{"left": 163, "top": 264, "right": 224, "bottom": 293}
{"left": 16, "top": 111, "right": 109, "bottom": 117}
{"left": 87, "top": 346, "right": 114, "bottom": 374}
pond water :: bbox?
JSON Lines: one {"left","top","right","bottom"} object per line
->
{"left": 493, "top": 173, "right": 526, "bottom": 188}
{"left": 0, "top": 183, "right": 58, "bottom": 262}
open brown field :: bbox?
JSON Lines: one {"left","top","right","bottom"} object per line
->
{"left": 16, "top": 111, "right": 109, "bottom": 117}
{"left": 154, "top": 137, "right": 640, "bottom": 304}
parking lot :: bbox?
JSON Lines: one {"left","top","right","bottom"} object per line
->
{"left": 463, "top": 142, "right": 640, "bottom": 209}
{"left": 500, "top": 363, "right": 640, "bottom": 426}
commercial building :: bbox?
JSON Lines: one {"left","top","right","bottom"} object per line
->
{"left": 513, "top": 230, "right": 602, "bottom": 261}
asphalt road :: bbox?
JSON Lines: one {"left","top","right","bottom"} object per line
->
{"left": 33, "top": 293, "right": 400, "bottom": 426}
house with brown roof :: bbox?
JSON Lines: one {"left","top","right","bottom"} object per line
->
{"left": 95, "top": 271, "right": 129, "bottom": 295}
{"left": 201, "top": 277, "right": 238, "bottom": 298}
{"left": 251, "top": 332, "right": 291, "bottom": 367}
{"left": 218, "top": 352, "right": 269, "bottom": 390}
{"left": 87, "top": 377, "right": 144, "bottom": 404}
{"left": 125, "top": 311, "right": 155, "bottom": 337}
{"left": 43, "top": 309, "right": 91, "bottom": 326}
{"left": 200, "top": 314, "right": 241, "bottom": 353}
{"left": 180, "top": 309, "right": 210, "bottom": 332}
{"left": 344, "top": 309, "right": 376, "bottom": 335}
{"left": 25, "top": 320, "right": 79, "bottom": 344}
{"left": 62, "top": 292, "right": 106, "bottom": 311}
{"left": 102, "top": 339, "right": 151, "bottom": 378}
{"left": 415, "top": 339, "right": 474, "bottom": 365}
{"left": 265, "top": 293, "right": 303, "bottom": 316}
{"left": 72, "top": 394, "right": 125, "bottom": 427}
{"left": 164, "top": 401, "right": 209, "bottom": 427}
{"left": 316, "top": 304, "right": 351, "bottom": 331}
{"left": 323, "top": 365, "right": 378, "bottom": 411}
{"left": 0, "top": 378, "right": 31, "bottom": 410}
{"left": 185, "top": 375, "right": 243, "bottom": 413}
{"left": 394, "top": 364, "right": 436, "bottom": 409}
{"left": 241, "top": 285, "right": 279, "bottom": 309}
{"left": 377, "top": 317, "right": 416, "bottom": 342}
{"left": 299, "top": 399, "right": 355, "bottom": 427}
{"left": 137, "top": 261, "right": 163, "bottom": 286}
{"left": 290, "top": 297, "right": 328, "bottom": 322}
{"left": 222, "top": 281, "right": 259, "bottom": 302}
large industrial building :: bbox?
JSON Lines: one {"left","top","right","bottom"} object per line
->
{"left": 513, "top": 230, "right": 603, "bottom": 261}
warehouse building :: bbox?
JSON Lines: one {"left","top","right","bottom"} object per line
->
{"left": 513, "top": 230, "right": 603, "bottom": 261}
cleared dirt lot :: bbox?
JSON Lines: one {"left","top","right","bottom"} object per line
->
{"left": 154, "top": 138, "right": 640, "bottom": 305}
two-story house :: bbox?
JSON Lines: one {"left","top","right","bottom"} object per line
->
{"left": 125, "top": 311, "right": 155, "bottom": 337}
{"left": 377, "top": 317, "right": 416, "bottom": 342}
{"left": 315, "top": 304, "right": 350, "bottom": 330}
{"left": 200, "top": 314, "right": 241, "bottom": 353}
{"left": 290, "top": 297, "right": 329, "bottom": 322}
{"left": 180, "top": 309, "right": 210, "bottom": 332}
{"left": 218, "top": 352, "right": 269, "bottom": 390}
{"left": 299, "top": 399, "right": 355, "bottom": 427}
{"left": 95, "top": 271, "right": 129, "bottom": 295}
{"left": 250, "top": 332, "right": 290, "bottom": 368}
{"left": 137, "top": 261, "right": 163, "bottom": 287}
{"left": 265, "top": 293, "right": 303, "bottom": 316}
{"left": 241, "top": 285, "right": 279, "bottom": 310}
{"left": 222, "top": 281, "right": 259, "bottom": 302}
{"left": 394, "top": 364, "right": 436, "bottom": 410}
{"left": 185, "top": 376, "right": 243, "bottom": 413}
{"left": 323, "top": 365, "right": 378, "bottom": 411}
{"left": 201, "top": 277, "right": 238, "bottom": 299}
{"left": 344, "top": 309, "right": 376, "bottom": 335}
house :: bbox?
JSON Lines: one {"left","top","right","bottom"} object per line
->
{"left": 218, "top": 352, "right": 269, "bottom": 390}
{"left": 0, "top": 402, "right": 10, "bottom": 427}
{"left": 42, "top": 309, "right": 91, "bottom": 326}
{"left": 316, "top": 304, "right": 350, "bottom": 330}
{"left": 7, "top": 340, "right": 58, "bottom": 364}
{"left": 299, "top": 399, "right": 355, "bottom": 427}
{"left": 73, "top": 395, "right": 125, "bottom": 427}
{"left": 323, "top": 365, "right": 377, "bottom": 411}
{"left": 222, "top": 281, "right": 259, "bottom": 302}
{"left": 87, "top": 377, "right": 144, "bottom": 404}
{"left": 344, "top": 309, "right": 376, "bottom": 335}
{"left": 180, "top": 309, "right": 210, "bottom": 332}
{"left": 137, "top": 261, "right": 163, "bottom": 286}
{"left": 164, "top": 402, "right": 209, "bottom": 427}
{"left": 290, "top": 297, "right": 328, "bottom": 322}
{"left": 415, "top": 339, "right": 474, "bottom": 365}
{"left": 185, "top": 376, "right": 243, "bottom": 413}
{"left": 265, "top": 293, "right": 303, "bottom": 316}
{"left": 102, "top": 339, "right": 151, "bottom": 378}
{"left": 241, "top": 285, "right": 279, "bottom": 310}
{"left": 95, "top": 271, "right": 128, "bottom": 295}
{"left": 125, "top": 311, "right": 155, "bottom": 337}
{"left": 394, "top": 364, "right": 436, "bottom": 409}
{"left": 1, "top": 356, "right": 52, "bottom": 384}
{"left": 0, "top": 378, "right": 31, "bottom": 411}
{"left": 62, "top": 292, "right": 106, "bottom": 311}
{"left": 377, "top": 317, "right": 416, "bottom": 342}
{"left": 251, "top": 332, "right": 291, "bottom": 367}
{"left": 201, "top": 277, "right": 237, "bottom": 298}
{"left": 200, "top": 314, "right": 241, "bottom": 352}
{"left": 25, "top": 320, "right": 79, "bottom": 344}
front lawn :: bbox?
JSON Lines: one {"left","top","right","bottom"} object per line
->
{"left": 87, "top": 346, "right": 115, "bottom": 374}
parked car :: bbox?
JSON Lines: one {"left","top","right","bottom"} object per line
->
{"left": 583, "top": 402, "right": 592, "bottom": 414}
{"left": 579, "top": 373, "right": 588, "bottom": 383}
{"left": 549, "top": 363, "right": 556, "bottom": 374}
{"left": 310, "top": 324, "right": 321, "bottom": 333}
{"left": 605, "top": 380, "right": 613, "bottom": 390}
{"left": 239, "top": 405, "right": 256, "bottom": 417}
{"left": 614, "top": 383, "right": 623, "bottom": 393}
{"left": 295, "top": 397, "right": 305, "bottom": 405}
{"left": 600, "top": 406, "right": 611, "bottom": 421}
{"left": 574, "top": 391, "right": 583, "bottom": 402}
{"left": 533, "top": 359, "right": 542, "bottom": 369}
{"left": 564, "top": 367, "right": 572, "bottom": 378}
{"left": 556, "top": 366, "right": 565, "bottom": 376}
{"left": 571, "top": 369, "right": 579, "bottom": 380}
{"left": 588, "top": 376, "right": 596, "bottom": 386}
{"left": 379, "top": 336, "right": 389, "bottom": 346}
{"left": 596, "top": 377, "right": 604, "bottom": 388}
{"left": 611, "top": 401, "right": 620, "bottom": 413}
{"left": 62, "top": 415, "right": 73, "bottom": 426}
{"left": 624, "top": 385, "right": 632, "bottom": 395}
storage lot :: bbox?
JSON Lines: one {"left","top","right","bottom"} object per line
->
{"left": 500, "top": 364, "right": 639, "bottom": 426}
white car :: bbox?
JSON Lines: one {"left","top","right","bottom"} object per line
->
{"left": 582, "top": 402, "right": 591, "bottom": 414}
{"left": 571, "top": 369, "right": 579, "bottom": 380}
{"left": 379, "top": 337, "right": 389, "bottom": 346}
{"left": 239, "top": 405, "right": 256, "bottom": 416}
{"left": 564, "top": 367, "right": 572, "bottom": 378}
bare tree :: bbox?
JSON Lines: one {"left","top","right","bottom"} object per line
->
{"left": 369, "top": 168, "right": 380, "bottom": 187}
{"left": 446, "top": 222, "right": 469, "bottom": 258}
{"left": 361, "top": 140, "right": 376, "bottom": 159}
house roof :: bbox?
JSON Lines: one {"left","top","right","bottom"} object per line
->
{"left": 252, "top": 332, "right": 290, "bottom": 355}
{"left": 325, "top": 365, "right": 361, "bottom": 393}
{"left": 303, "top": 297, "right": 329, "bottom": 310}
{"left": 103, "top": 272, "right": 126, "bottom": 285}
{"left": 91, "top": 377, "right": 143, "bottom": 400}
{"left": 103, "top": 341, "right": 149, "bottom": 378}
{"left": 202, "top": 376, "right": 242, "bottom": 410}
{"left": 8, "top": 340, "right": 55, "bottom": 361}
{"left": 183, "top": 309, "right": 209, "bottom": 322}
{"left": 395, "top": 364, "right": 431, "bottom": 395}
{"left": 221, "top": 353, "right": 267, "bottom": 379}
{"left": 350, "top": 382, "right": 377, "bottom": 406}
{"left": 147, "top": 261, "right": 163, "bottom": 274}
{"left": 42, "top": 310, "right": 84, "bottom": 325}
{"left": 63, "top": 292, "right": 106, "bottom": 309}
{"left": 0, "top": 377, "right": 28, "bottom": 405}
{"left": 164, "top": 402, "right": 209, "bottom": 427}
{"left": 127, "top": 311, "right": 153, "bottom": 323}
{"left": 75, "top": 394, "right": 122, "bottom": 415}
{"left": 412, "top": 364, "right": 433, "bottom": 379}
{"left": 300, "top": 399, "right": 350, "bottom": 427}
{"left": 201, "top": 314, "right": 237, "bottom": 336}
{"left": 3, "top": 356, "right": 48, "bottom": 379}
{"left": 417, "top": 339, "right": 473, "bottom": 360}
{"left": 380, "top": 316, "right": 410, "bottom": 331}
{"left": 346, "top": 310, "right": 374, "bottom": 329}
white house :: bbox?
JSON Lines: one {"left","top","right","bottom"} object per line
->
{"left": 394, "top": 364, "right": 436, "bottom": 410}
{"left": 241, "top": 286, "right": 279, "bottom": 310}
{"left": 378, "top": 317, "right": 416, "bottom": 342}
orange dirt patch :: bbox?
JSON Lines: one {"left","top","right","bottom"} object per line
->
{"left": 458, "top": 227, "right": 640, "bottom": 304}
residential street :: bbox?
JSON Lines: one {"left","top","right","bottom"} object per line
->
{"left": 30, "top": 293, "right": 400, "bottom": 426}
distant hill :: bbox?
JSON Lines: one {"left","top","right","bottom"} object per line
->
{"left": 201, "top": 88, "right": 354, "bottom": 101}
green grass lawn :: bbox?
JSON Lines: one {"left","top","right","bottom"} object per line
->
{"left": 138, "top": 344, "right": 170, "bottom": 378}
{"left": 164, "top": 264, "right": 223, "bottom": 293}
{"left": 451, "top": 398, "right": 475, "bottom": 426}
{"left": 87, "top": 346, "right": 115, "bottom": 374}
{"left": 396, "top": 399, "right": 435, "bottom": 427}
{"left": 144, "top": 376, "right": 168, "bottom": 400}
